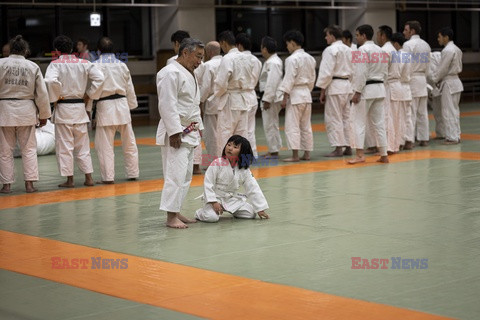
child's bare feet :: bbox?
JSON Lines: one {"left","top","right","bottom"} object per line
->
{"left": 84, "top": 174, "right": 94, "bottom": 186}
{"left": 59, "top": 176, "right": 74, "bottom": 188}
{"left": 1, "top": 184, "right": 12, "bottom": 194}
{"left": 25, "top": 181, "right": 38, "bottom": 193}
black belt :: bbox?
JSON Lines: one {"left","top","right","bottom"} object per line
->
{"left": 98, "top": 94, "right": 126, "bottom": 101}
{"left": 366, "top": 80, "right": 384, "bottom": 85}
{"left": 57, "top": 99, "right": 85, "bottom": 104}
{"left": 0, "top": 98, "right": 32, "bottom": 101}
{"left": 333, "top": 77, "right": 349, "bottom": 80}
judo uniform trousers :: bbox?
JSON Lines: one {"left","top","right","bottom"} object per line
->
{"left": 259, "top": 53, "right": 284, "bottom": 153}
{"left": 316, "top": 40, "right": 353, "bottom": 148}
{"left": 278, "top": 48, "right": 316, "bottom": 152}
{"left": 0, "top": 54, "right": 51, "bottom": 184}
{"left": 45, "top": 55, "right": 104, "bottom": 177}
{"left": 195, "top": 157, "right": 269, "bottom": 222}
{"left": 93, "top": 53, "right": 139, "bottom": 181}
{"left": 156, "top": 60, "right": 204, "bottom": 213}
{"left": 403, "top": 35, "right": 431, "bottom": 142}
{"left": 428, "top": 52, "right": 444, "bottom": 138}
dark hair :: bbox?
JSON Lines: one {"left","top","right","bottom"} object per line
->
{"left": 218, "top": 30, "right": 236, "bottom": 46}
{"left": 171, "top": 30, "right": 190, "bottom": 43}
{"left": 261, "top": 36, "right": 277, "bottom": 54}
{"left": 53, "top": 35, "right": 73, "bottom": 54}
{"left": 235, "top": 33, "right": 252, "bottom": 51}
{"left": 77, "top": 38, "right": 88, "bottom": 47}
{"left": 178, "top": 38, "right": 204, "bottom": 56}
{"left": 221, "top": 135, "right": 254, "bottom": 169}
{"left": 342, "top": 30, "right": 353, "bottom": 41}
{"left": 283, "top": 30, "right": 304, "bottom": 47}
{"left": 391, "top": 32, "right": 406, "bottom": 46}
{"left": 356, "top": 24, "right": 374, "bottom": 40}
{"left": 324, "top": 25, "right": 342, "bottom": 40}
{"left": 97, "top": 36, "right": 114, "bottom": 53}
{"left": 9, "top": 35, "right": 30, "bottom": 56}
{"left": 405, "top": 21, "right": 422, "bottom": 35}
{"left": 378, "top": 25, "right": 393, "bottom": 40}
{"left": 438, "top": 27, "right": 454, "bottom": 41}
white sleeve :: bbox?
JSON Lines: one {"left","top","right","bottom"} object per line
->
{"left": 243, "top": 169, "right": 269, "bottom": 212}
{"left": 315, "top": 49, "right": 335, "bottom": 89}
{"left": 86, "top": 63, "right": 105, "bottom": 100}
{"left": 214, "top": 57, "right": 232, "bottom": 98}
{"left": 432, "top": 49, "right": 454, "bottom": 84}
{"left": 262, "top": 61, "right": 283, "bottom": 103}
{"left": 44, "top": 63, "right": 62, "bottom": 103}
{"left": 204, "top": 163, "right": 219, "bottom": 203}
{"left": 124, "top": 66, "right": 138, "bottom": 110}
{"left": 157, "top": 70, "right": 183, "bottom": 136}
{"left": 278, "top": 58, "right": 296, "bottom": 95}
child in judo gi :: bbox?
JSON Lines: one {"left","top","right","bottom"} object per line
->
{"left": 195, "top": 135, "right": 270, "bottom": 222}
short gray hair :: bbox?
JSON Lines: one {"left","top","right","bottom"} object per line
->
{"left": 179, "top": 38, "right": 204, "bottom": 55}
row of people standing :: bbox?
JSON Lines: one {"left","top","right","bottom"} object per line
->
{"left": 0, "top": 35, "right": 139, "bottom": 193}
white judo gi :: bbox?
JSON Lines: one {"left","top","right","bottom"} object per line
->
{"left": 381, "top": 41, "right": 397, "bottom": 152}
{"left": 278, "top": 48, "right": 316, "bottom": 152}
{"left": 14, "top": 120, "right": 55, "bottom": 157}
{"left": 45, "top": 55, "right": 104, "bottom": 177}
{"left": 214, "top": 47, "right": 253, "bottom": 156}
{"left": 431, "top": 41, "right": 463, "bottom": 142}
{"left": 194, "top": 157, "right": 269, "bottom": 222}
{"left": 242, "top": 50, "right": 262, "bottom": 157}
{"left": 351, "top": 41, "right": 388, "bottom": 154}
{"left": 427, "top": 52, "right": 444, "bottom": 138}
{"left": 389, "top": 49, "right": 412, "bottom": 152}
{"left": 316, "top": 40, "right": 353, "bottom": 148}
{"left": 156, "top": 60, "right": 204, "bottom": 213}
{"left": 0, "top": 54, "right": 51, "bottom": 184}
{"left": 93, "top": 53, "right": 139, "bottom": 182}
{"left": 403, "top": 35, "right": 431, "bottom": 142}
{"left": 199, "top": 55, "right": 222, "bottom": 162}
{"left": 259, "top": 53, "right": 284, "bottom": 153}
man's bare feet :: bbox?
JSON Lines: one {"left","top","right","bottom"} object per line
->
{"left": 178, "top": 213, "right": 197, "bottom": 224}
{"left": 59, "top": 176, "right": 74, "bottom": 188}
{"left": 443, "top": 139, "right": 460, "bottom": 145}
{"left": 97, "top": 180, "right": 114, "bottom": 185}
{"left": 364, "top": 147, "right": 378, "bottom": 154}
{"left": 263, "top": 152, "right": 279, "bottom": 159}
{"left": 403, "top": 141, "right": 414, "bottom": 150}
{"left": 325, "top": 148, "right": 343, "bottom": 157}
{"left": 376, "top": 156, "right": 389, "bottom": 163}
{"left": 283, "top": 157, "right": 300, "bottom": 162}
{"left": 84, "top": 173, "right": 94, "bottom": 186}
{"left": 166, "top": 212, "right": 188, "bottom": 229}
{"left": 1, "top": 184, "right": 12, "bottom": 194}
{"left": 343, "top": 147, "right": 353, "bottom": 156}
{"left": 419, "top": 140, "right": 428, "bottom": 147}
{"left": 300, "top": 151, "right": 310, "bottom": 161}
{"left": 348, "top": 157, "right": 366, "bottom": 164}
{"left": 25, "top": 181, "right": 38, "bottom": 193}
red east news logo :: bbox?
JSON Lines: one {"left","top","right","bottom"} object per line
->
{"left": 51, "top": 257, "right": 128, "bottom": 269}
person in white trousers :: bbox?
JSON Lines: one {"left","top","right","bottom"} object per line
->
{"left": 428, "top": 52, "right": 445, "bottom": 139}
{"left": 156, "top": 38, "right": 205, "bottom": 229}
{"left": 198, "top": 41, "right": 222, "bottom": 165}
{"left": 431, "top": 27, "right": 463, "bottom": 145}
{"left": 235, "top": 33, "right": 262, "bottom": 158}
{"left": 259, "top": 36, "right": 284, "bottom": 158}
{"left": 92, "top": 37, "right": 139, "bottom": 184}
{"left": 45, "top": 35, "right": 104, "bottom": 188}
{"left": 349, "top": 24, "right": 389, "bottom": 164}
{"left": 0, "top": 35, "right": 51, "bottom": 193}
{"left": 214, "top": 31, "right": 252, "bottom": 156}
{"left": 278, "top": 30, "right": 316, "bottom": 162}
{"left": 316, "top": 25, "right": 353, "bottom": 157}
{"left": 403, "top": 21, "right": 431, "bottom": 148}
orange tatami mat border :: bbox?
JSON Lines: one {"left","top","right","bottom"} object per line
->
{"left": 0, "top": 230, "right": 454, "bottom": 320}
{"left": 0, "top": 150, "right": 479, "bottom": 210}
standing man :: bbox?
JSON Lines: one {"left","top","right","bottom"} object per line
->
{"left": 0, "top": 35, "right": 51, "bottom": 193}
{"left": 403, "top": 20, "right": 431, "bottom": 148}
{"left": 235, "top": 33, "right": 262, "bottom": 157}
{"left": 166, "top": 30, "right": 190, "bottom": 65}
{"left": 278, "top": 30, "right": 316, "bottom": 162}
{"left": 156, "top": 38, "right": 205, "bottom": 229}
{"left": 316, "top": 25, "right": 353, "bottom": 157}
{"left": 45, "top": 35, "right": 104, "bottom": 188}
{"left": 77, "top": 38, "right": 95, "bottom": 61}
{"left": 349, "top": 25, "right": 389, "bottom": 164}
{"left": 214, "top": 30, "right": 250, "bottom": 156}
{"left": 93, "top": 37, "right": 139, "bottom": 184}
{"left": 431, "top": 27, "right": 463, "bottom": 145}
{"left": 376, "top": 25, "right": 396, "bottom": 154}
{"left": 259, "top": 36, "right": 283, "bottom": 158}
{"left": 428, "top": 51, "right": 445, "bottom": 140}
{"left": 199, "top": 41, "right": 222, "bottom": 163}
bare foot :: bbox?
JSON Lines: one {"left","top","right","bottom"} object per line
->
{"left": 443, "top": 139, "right": 460, "bottom": 145}
{"left": 419, "top": 141, "right": 428, "bottom": 147}
{"left": 376, "top": 156, "right": 389, "bottom": 163}
{"left": 364, "top": 147, "right": 378, "bottom": 154}
{"left": 325, "top": 150, "right": 343, "bottom": 157}
{"left": 1, "top": 184, "right": 12, "bottom": 194}
{"left": 178, "top": 213, "right": 197, "bottom": 224}
{"left": 300, "top": 156, "right": 311, "bottom": 161}
{"left": 25, "top": 181, "right": 38, "bottom": 193}
{"left": 97, "top": 180, "right": 114, "bottom": 185}
{"left": 343, "top": 147, "right": 353, "bottom": 156}
{"left": 84, "top": 174, "right": 94, "bottom": 186}
{"left": 403, "top": 141, "right": 414, "bottom": 150}
{"left": 263, "top": 152, "right": 279, "bottom": 159}
{"left": 58, "top": 182, "right": 75, "bottom": 188}
{"left": 283, "top": 157, "right": 300, "bottom": 162}
{"left": 166, "top": 216, "right": 188, "bottom": 229}
{"left": 348, "top": 157, "right": 366, "bottom": 165}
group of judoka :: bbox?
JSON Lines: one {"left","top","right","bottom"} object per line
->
{"left": 0, "top": 35, "right": 139, "bottom": 193}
